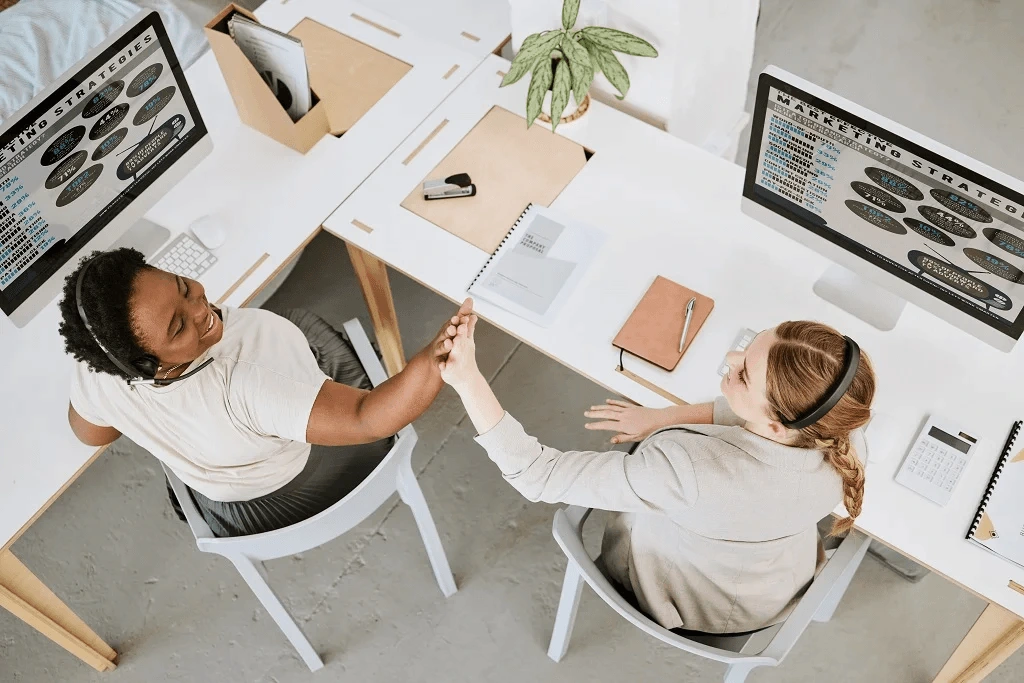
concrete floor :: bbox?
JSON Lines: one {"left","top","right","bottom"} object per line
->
{"left": 5, "top": 0, "right": 1024, "bottom": 681}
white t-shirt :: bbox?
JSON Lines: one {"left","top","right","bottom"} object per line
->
{"left": 70, "top": 307, "right": 330, "bottom": 502}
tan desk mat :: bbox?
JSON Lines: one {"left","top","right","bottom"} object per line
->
{"left": 290, "top": 18, "right": 411, "bottom": 136}
{"left": 400, "top": 106, "right": 588, "bottom": 253}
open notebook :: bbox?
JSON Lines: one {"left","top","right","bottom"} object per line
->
{"left": 467, "top": 204, "right": 606, "bottom": 327}
{"left": 967, "top": 421, "right": 1024, "bottom": 569}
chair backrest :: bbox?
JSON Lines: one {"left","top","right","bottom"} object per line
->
{"left": 552, "top": 506, "right": 870, "bottom": 668}
{"left": 550, "top": 506, "right": 776, "bottom": 668}
{"left": 167, "top": 317, "right": 415, "bottom": 561}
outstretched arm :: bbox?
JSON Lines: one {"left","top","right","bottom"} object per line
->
{"left": 438, "top": 316, "right": 697, "bottom": 513}
{"left": 306, "top": 299, "right": 472, "bottom": 446}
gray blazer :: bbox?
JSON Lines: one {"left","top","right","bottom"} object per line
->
{"left": 474, "top": 397, "right": 864, "bottom": 633}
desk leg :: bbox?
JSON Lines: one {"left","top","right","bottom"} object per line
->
{"left": 933, "top": 603, "right": 1024, "bottom": 683}
{"left": 0, "top": 549, "right": 117, "bottom": 672}
{"left": 346, "top": 243, "right": 406, "bottom": 376}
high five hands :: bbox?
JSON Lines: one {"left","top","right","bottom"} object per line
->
{"left": 434, "top": 299, "right": 663, "bottom": 443}
{"left": 438, "top": 303, "right": 480, "bottom": 388}
{"left": 432, "top": 298, "right": 475, "bottom": 365}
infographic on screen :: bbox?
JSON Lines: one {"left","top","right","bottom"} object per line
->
{"left": 753, "top": 86, "right": 1024, "bottom": 329}
{"left": 0, "top": 25, "right": 197, "bottom": 293}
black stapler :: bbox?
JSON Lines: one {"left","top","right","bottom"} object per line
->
{"left": 423, "top": 172, "right": 476, "bottom": 200}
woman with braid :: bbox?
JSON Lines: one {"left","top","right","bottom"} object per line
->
{"left": 439, "top": 314, "right": 873, "bottom": 634}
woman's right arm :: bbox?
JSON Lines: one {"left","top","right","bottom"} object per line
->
{"left": 440, "top": 315, "right": 697, "bottom": 513}
{"left": 474, "top": 412, "right": 699, "bottom": 513}
{"left": 583, "top": 400, "right": 714, "bottom": 443}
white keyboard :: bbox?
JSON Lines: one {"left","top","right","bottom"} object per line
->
{"left": 151, "top": 233, "right": 218, "bottom": 280}
{"left": 894, "top": 415, "right": 979, "bottom": 506}
{"left": 719, "top": 327, "right": 757, "bottom": 376}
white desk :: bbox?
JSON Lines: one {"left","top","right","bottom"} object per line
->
{"left": 358, "top": 0, "right": 510, "bottom": 58}
{"left": 0, "top": 0, "right": 485, "bottom": 669}
{"left": 322, "top": 54, "right": 1024, "bottom": 682}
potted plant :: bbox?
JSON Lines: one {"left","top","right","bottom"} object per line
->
{"left": 500, "top": 0, "right": 658, "bottom": 130}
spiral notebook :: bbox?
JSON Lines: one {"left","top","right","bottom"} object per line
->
{"left": 967, "top": 420, "right": 1024, "bottom": 568}
{"left": 467, "top": 204, "right": 606, "bottom": 327}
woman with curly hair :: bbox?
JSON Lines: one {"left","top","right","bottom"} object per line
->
{"left": 58, "top": 247, "right": 470, "bottom": 537}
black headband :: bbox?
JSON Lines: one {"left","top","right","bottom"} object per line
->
{"left": 781, "top": 336, "right": 861, "bottom": 430}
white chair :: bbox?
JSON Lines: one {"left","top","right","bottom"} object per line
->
{"left": 547, "top": 506, "right": 871, "bottom": 683}
{"left": 163, "top": 318, "right": 457, "bottom": 672}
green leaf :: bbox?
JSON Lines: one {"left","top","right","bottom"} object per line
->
{"left": 525, "top": 56, "right": 553, "bottom": 127}
{"left": 501, "top": 50, "right": 536, "bottom": 87}
{"left": 579, "top": 26, "right": 658, "bottom": 57}
{"left": 519, "top": 31, "right": 544, "bottom": 51}
{"left": 590, "top": 43, "right": 630, "bottom": 99}
{"left": 560, "top": 33, "right": 593, "bottom": 102}
{"left": 561, "top": 0, "right": 580, "bottom": 30}
{"left": 579, "top": 35, "right": 603, "bottom": 69}
{"left": 501, "top": 30, "right": 563, "bottom": 87}
{"left": 550, "top": 59, "right": 572, "bottom": 130}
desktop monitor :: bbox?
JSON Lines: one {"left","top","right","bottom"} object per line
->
{"left": 742, "top": 66, "right": 1024, "bottom": 352}
{"left": 0, "top": 11, "right": 211, "bottom": 328}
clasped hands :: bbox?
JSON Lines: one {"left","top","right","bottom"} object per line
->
{"left": 434, "top": 298, "right": 667, "bottom": 444}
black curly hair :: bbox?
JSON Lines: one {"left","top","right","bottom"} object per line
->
{"left": 57, "top": 248, "right": 154, "bottom": 379}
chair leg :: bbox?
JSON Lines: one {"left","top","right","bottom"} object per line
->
{"left": 723, "top": 663, "right": 756, "bottom": 683}
{"left": 812, "top": 532, "right": 871, "bottom": 623}
{"left": 547, "top": 561, "right": 585, "bottom": 662}
{"left": 229, "top": 556, "right": 324, "bottom": 672}
{"left": 396, "top": 458, "right": 457, "bottom": 598}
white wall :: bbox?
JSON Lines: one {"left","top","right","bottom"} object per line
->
{"left": 508, "top": 0, "right": 759, "bottom": 158}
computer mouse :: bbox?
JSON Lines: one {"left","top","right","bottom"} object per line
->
{"left": 191, "top": 215, "right": 226, "bottom": 250}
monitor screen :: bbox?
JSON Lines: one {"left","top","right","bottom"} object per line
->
{"left": 0, "top": 12, "right": 206, "bottom": 317}
{"left": 744, "top": 72, "right": 1024, "bottom": 341}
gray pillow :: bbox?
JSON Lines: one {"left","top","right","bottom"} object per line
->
{"left": 0, "top": 0, "right": 207, "bottom": 124}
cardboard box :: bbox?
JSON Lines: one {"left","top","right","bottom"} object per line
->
{"left": 205, "top": 4, "right": 329, "bottom": 153}
{"left": 289, "top": 18, "right": 410, "bottom": 137}
{"left": 205, "top": 6, "right": 413, "bottom": 153}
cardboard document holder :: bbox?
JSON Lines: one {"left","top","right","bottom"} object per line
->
{"left": 205, "top": 5, "right": 410, "bottom": 153}
{"left": 206, "top": 4, "right": 328, "bottom": 153}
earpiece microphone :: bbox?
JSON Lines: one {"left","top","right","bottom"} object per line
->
{"left": 75, "top": 253, "right": 215, "bottom": 387}
{"left": 125, "top": 358, "right": 215, "bottom": 386}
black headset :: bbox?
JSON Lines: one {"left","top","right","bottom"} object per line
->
{"left": 780, "top": 336, "right": 861, "bottom": 430}
{"left": 75, "top": 253, "right": 214, "bottom": 387}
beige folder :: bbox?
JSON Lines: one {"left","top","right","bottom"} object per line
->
{"left": 401, "top": 106, "right": 588, "bottom": 253}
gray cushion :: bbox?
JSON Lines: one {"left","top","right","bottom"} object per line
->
{"left": 0, "top": 0, "right": 207, "bottom": 124}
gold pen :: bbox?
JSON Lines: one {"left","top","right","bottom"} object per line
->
{"left": 679, "top": 297, "right": 696, "bottom": 353}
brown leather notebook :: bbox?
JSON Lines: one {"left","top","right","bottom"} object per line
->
{"left": 613, "top": 276, "right": 715, "bottom": 371}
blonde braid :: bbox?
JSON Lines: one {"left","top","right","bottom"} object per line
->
{"left": 766, "top": 321, "right": 875, "bottom": 537}
{"left": 817, "top": 436, "right": 865, "bottom": 536}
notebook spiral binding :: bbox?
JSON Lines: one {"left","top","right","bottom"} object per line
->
{"left": 467, "top": 203, "right": 533, "bottom": 290}
{"left": 967, "top": 420, "right": 1022, "bottom": 539}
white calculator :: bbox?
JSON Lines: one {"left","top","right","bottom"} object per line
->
{"left": 894, "top": 415, "right": 980, "bottom": 506}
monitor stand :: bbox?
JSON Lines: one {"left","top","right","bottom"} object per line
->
{"left": 109, "top": 218, "right": 171, "bottom": 259}
{"left": 813, "top": 263, "right": 907, "bottom": 331}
